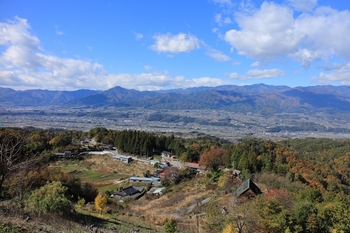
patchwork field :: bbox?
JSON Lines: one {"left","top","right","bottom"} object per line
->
{"left": 50, "top": 153, "right": 156, "bottom": 193}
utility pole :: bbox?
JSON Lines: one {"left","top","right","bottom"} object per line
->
{"left": 196, "top": 180, "right": 199, "bottom": 206}
{"left": 195, "top": 213, "right": 205, "bottom": 233}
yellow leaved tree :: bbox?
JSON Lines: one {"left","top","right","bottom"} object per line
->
{"left": 222, "top": 223, "right": 235, "bottom": 233}
{"left": 95, "top": 193, "right": 107, "bottom": 213}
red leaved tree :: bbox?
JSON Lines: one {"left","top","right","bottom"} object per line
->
{"left": 199, "top": 147, "right": 228, "bottom": 171}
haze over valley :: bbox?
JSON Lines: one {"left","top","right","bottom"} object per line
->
{"left": 2, "top": 84, "right": 350, "bottom": 141}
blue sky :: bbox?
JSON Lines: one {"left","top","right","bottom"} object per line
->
{"left": 0, "top": 0, "right": 350, "bottom": 91}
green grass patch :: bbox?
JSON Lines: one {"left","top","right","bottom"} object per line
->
{"left": 0, "top": 221, "right": 20, "bottom": 233}
{"left": 97, "top": 183, "right": 121, "bottom": 194}
{"left": 78, "top": 170, "right": 125, "bottom": 182}
{"left": 74, "top": 208, "right": 156, "bottom": 233}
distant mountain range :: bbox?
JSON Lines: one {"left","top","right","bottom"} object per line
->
{"left": 1, "top": 84, "right": 350, "bottom": 115}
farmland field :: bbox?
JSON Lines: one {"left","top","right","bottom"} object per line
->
{"left": 50, "top": 154, "right": 156, "bottom": 193}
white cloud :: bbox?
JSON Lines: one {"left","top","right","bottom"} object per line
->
{"left": 231, "top": 60, "right": 240, "bottom": 66}
{"left": 0, "top": 50, "right": 108, "bottom": 90}
{"left": 144, "top": 65, "right": 152, "bottom": 71}
{"left": 55, "top": 26, "right": 64, "bottom": 35}
{"left": 246, "top": 69, "right": 286, "bottom": 79}
{"left": 291, "top": 49, "right": 323, "bottom": 68}
{"left": 225, "top": 72, "right": 239, "bottom": 79}
{"left": 212, "top": 0, "right": 232, "bottom": 6}
{"left": 133, "top": 31, "right": 143, "bottom": 40}
{"left": 212, "top": 28, "right": 219, "bottom": 33}
{"left": 225, "top": 68, "right": 285, "bottom": 80}
{"left": 225, "top": 2, "right": 301, "bottom": 61}
{"left": 0, "top": 18, "right": 41, "bottom": 70}
{"left": 0, "top": 17, "right": 40, "bottom": 50}
{"left": 294, "top": 7, "right": 350, "bottom": 62}
{"left": 0, "top": 17, "right": 228, "bottom": 91}
{"left": 3, "top": 45, "right": 40, "bottom": 69}
{"left": 224, "top": 2, "right": 350, "bottom": 69}
{"left": 206, "top": 48, "right": 231, "bottom": 62}
{"left": 288, "top": 0, "right": 317, "bottom": 12}
{"left": 215, "top": 14, "right": 232, "bottom": 26}
{"left": 104, "top": 73, "right": 230, "bottom": 91}
{"left": 312, "top": 62, "right": 350, "bottom": 85}
{"left": 239, "top": 0, "right": 256, "bottom": 13}
{"left": 321, "top": 62, "right": 343, "bottom": 71}
{"left": 150, "top": 33, "right": 200, "bottom": 53}
{"left": 215, "top": 14, "right": 222, "bottom": 24}
{"left": 250, "top": 61, "right": 261, "bottom": 67}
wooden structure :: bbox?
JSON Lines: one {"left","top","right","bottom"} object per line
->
{"left": 234, "top": 179, "right": 261, "bottom": 200}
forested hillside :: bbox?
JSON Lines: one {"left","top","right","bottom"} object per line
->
{"left": 226, "top": 138, "right": 350, "bottom": 194}
{"left": 0, "top": 127, "right": 350, "bottom": 232}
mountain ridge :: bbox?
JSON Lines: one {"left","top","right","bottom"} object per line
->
{"left": 1, "top": 84, "right": 350, "bottom": 115}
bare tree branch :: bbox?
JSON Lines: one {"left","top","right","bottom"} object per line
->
{"left": 0, "top": 129, "right": 40, "bottom": 198}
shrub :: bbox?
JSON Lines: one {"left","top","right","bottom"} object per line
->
{"left": 26, "top": 181, "right": 72, "bottom": 216}
{"left": 164, "top": 219, "right": 177, "bottom": 233}
{"left": 77, "top": 196, "right": 85, "bottom": 209}
{"left": 0, "top": 221, "right": 20, "bottom": 233}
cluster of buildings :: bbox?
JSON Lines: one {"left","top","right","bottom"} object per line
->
{"left": 54, "top": 145, "right": 262, "bottom": 203}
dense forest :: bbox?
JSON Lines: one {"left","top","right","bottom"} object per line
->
{"left": 1, "top": 127, "right": 350, "bottom": 232}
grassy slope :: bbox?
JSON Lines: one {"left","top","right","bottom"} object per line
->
{"left": 0, "top": 154, "right": 236, "bottom": 232}
{"left": 52, "top": 154, "right": 155, "bottom": 193}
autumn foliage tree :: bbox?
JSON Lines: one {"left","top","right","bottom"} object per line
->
{"left": 49, "top": 132, "right": 72, "bottom": 151}
{"left": 95, "top": 193, "right": 107, "bottom": 213}
{"left": 199, "top": 147, "right": 228, "bottom": 171}
{"left": 222, "top": 223, "right": 235, "bottom": 233}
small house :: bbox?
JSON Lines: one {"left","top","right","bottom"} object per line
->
{"left": 150, "top": 160, "right": 160, "bottom": 166}
{"left": 161, "top": 151, "right": 172, "bottom": 158}
{"left": 153, "top": 169, "right": 164, "bottom": 177}
{"left": 160, "top": 167, "right": 179, "bottom": 182}
{"left": 159, "top": 163, "right": 170, "bottom": 169}
{"left": 99, "top": 144, "right": 114, "bottom": 150}
{"left": 112, "top": 186, "right": 144, "bottom": 199}
{"left": 53, "top": 150, "right": 72, "bottom": 158}
{"left": 113, "top": 155, "right": 132, "bottom": 163}
{"left": 130, "top": 176, "right": 160, "bottom": 183}
{"left": 184, "top": 162, "right": 206, "bottom": 174}
{"left": 153, "top": 187, "right": 166, "bottom": 195}
{"left": 64, "top": 151, "right": 72, "bottom": 157}
{"left": 234, "top": 179, "right": 261, "bottom": 200}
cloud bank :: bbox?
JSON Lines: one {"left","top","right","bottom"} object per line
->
{"left": 0, "top": 19, "right": 227, "bottom": 90}
{"left": 223, "top": 1, "right": 350, "bottom": 84}
{"left": 2, "top": 0, "right": 350, "bottom": 90}
{"left": 225, "top": 68, "right": 285, "bottom": 80}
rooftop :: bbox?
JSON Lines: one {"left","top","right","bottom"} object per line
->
{"left": 234, "top": 179, "right": 261, "bottom": 197}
